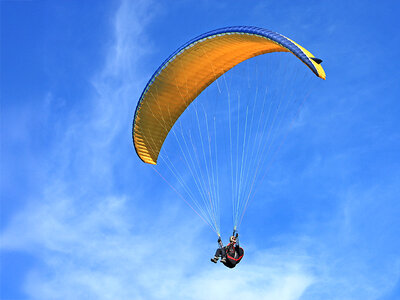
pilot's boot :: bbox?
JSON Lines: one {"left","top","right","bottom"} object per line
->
{"left": 210, "top": 256, "right": 219, "bottom": 263}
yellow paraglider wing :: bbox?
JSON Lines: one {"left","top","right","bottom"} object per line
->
{"left": 133, "top": 26, "right": 325, "bottom": 164}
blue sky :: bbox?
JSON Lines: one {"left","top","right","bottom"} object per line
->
{"left": 1, "top": 0, "right": 400, "bottom": 299}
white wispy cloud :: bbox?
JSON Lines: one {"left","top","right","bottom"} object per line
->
{"left": 2, "top": 184, "right": 315, "bottom": 300}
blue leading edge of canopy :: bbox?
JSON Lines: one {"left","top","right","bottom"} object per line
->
{"left": 132, "top": 26, "right": 319, "bottom": 156}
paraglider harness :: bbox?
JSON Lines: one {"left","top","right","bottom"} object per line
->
{"left": 218, "top": 230, "right": 244, "bottom": 268}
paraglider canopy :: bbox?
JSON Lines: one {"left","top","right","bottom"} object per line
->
{"left": 132, "top": 26, "right": 325, "bottom": 165}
